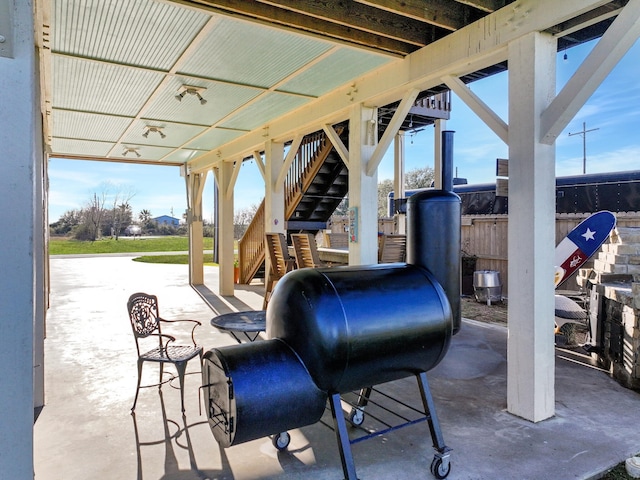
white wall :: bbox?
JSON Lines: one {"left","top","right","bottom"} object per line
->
{"left": 0, "top": 0, "right": 39, "bottom": 476}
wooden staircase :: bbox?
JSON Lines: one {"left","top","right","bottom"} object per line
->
{"left": 237, "top": 91, "right": 451, "bottom": 284}
{"left": 238, "top": 128, "right": 345, "bottom": 284}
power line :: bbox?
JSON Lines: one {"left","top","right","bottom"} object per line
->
{"left": 568, "top": 122, "right": 599, "bottom": 174}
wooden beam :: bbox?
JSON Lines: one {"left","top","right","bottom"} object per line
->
{"left": 545, "top": 0, "right": 626, "bottom": 38}
{"left": 257, "top": 0, "right": 432, "bottom": 45}
{"left": 540, "top": 0, "right": 640, "bottom": 144}
{"left": 367, "top": 88, "right": 420, "bottom": 176}
{"left": 442, "top": 74, "right": 508, "bottom": 144}
{"left": 275, "top": 133, "right": 303, "bottom": 190}
{"left": 355, "top": 0, "right": 483, "bottom": 31}
{"left": 183, "top": 0, "right": 418, "bottom": 55}
{"left": 322, "top": 124, "right": 350, "bottom": 168}
{"left": 453, "top": 0, "right": 506, "bottom": 13}
{"left": 188, "top": 0, "right": 611, "bottom": 173}
{"left": 253, "top": 150, "right": 266, "bottom": 180}
{"left": 225, "top": 159, "right": 242, "bottom": 200}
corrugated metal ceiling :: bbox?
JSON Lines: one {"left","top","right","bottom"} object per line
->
{"left": 44, "top": 0, "right": 622, "bottom": 166}
{"left": 47, "top": 0, "right": 394, "bottom": 165}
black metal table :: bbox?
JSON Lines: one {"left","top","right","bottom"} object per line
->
{"left": 210, "top": 310, "right": 266, "bottom": 343}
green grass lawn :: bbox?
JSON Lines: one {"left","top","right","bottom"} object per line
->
{"left": 132, "top": 254, "right": 216, "bottom": 266}
{"left": 49, "top": 236, "right": 213, "bottom": 255}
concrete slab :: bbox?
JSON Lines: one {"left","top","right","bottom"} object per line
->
{"left": 34, "top": 255, "right": 640, "bottom": 479}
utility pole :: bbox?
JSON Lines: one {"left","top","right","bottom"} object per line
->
{"left": 568, "top": 122, "right": 599, "bottom": 174}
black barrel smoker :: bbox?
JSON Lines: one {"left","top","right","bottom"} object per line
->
{"left": 203, "top": 191, "right": 460, "bottom": 480}
{"left": 203, "top": 187, "right": 460, "bottom": 479}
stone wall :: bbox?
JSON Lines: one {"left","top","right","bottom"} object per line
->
{"left": 580, "top": 227, "right": 640, "bottom": 390}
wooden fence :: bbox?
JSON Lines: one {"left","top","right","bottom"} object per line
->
{"left": 330, "top": 212, "right": 640, "bottom": 297}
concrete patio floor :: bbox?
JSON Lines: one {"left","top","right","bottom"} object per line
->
{"left": 34, "top": 254, "right": 640, "bottom": 479}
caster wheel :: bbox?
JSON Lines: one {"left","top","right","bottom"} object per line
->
{"left": 430, "top": 456, "right": 451, "bottom": 479}
{"left": 272, "top": 432, "right": 290, "bottom": 451}
{"left": 348, "top": 408, "right": 365, "bottom": 426}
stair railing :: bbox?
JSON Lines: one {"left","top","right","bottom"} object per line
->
{"left": 238, "top": 131, "right": 332, "bottom": 283}
{"left": 238, "top": 199, "right": 265, "bottom": 284}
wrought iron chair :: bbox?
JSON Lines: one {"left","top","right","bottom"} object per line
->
{"left": 378, "top": 234, "right": 407, "bottom": 263}
{"left": 127, "top": 292, "right": 203, "bottom": 412}
{"left": 264, "top": 233, "right": 296, "bottom": 308}
{"left": 291, "top": 233, "right": 327, "bottom": 268}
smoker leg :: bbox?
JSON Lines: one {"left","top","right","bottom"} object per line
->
{"left": 329, "top": 392, "right": 358, "bottom": 480}
{"left": 417, "top": 372, "right": 452, "bottom": 479}
{"left": 348, "top": 386, "right": 372, "bottom": 426}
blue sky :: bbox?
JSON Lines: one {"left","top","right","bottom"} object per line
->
{"left": 48, "top": 38, "right": 640, "bottom": 224}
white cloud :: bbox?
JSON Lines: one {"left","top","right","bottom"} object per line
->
{"left": 556, "top": 145, "right": 640, "bottom": 177}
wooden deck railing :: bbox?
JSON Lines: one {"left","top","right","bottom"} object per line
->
{"left": 413, "top": 91, "right": 452, "bottom": 117}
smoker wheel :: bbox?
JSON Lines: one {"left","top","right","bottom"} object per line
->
{"left": 348, "top": 408, "right": 365, "bottom": 426}
{"left": 272, "top": 432, "right": 291, "bottom": 450}
{"left": 430, "top": 455, "right": 451, "bottom": 479}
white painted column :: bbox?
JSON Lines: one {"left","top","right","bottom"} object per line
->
{"left": 507, "top": 32, "right": 557, "bottom": 422}
{"left": 348, "top": 104, "right": 378, "bottom": 265}
{"left": 433, "top": 119, "right": 446, "bottom": 189}
{"left": 0, "top": 0, "right": 37, "bottom": 476}
{"left": 216, "top": 163, "right": 235, "bottom": 296}
{"left": 34, "top": 137, "right": 46, "bottom": 410}
{"left": 264, "top": 140, "right": 286, "bottom": 234}
{"left": 393, "top": 131, "right": 406, "bottom": 234}
{"left": 264, "top": 140, "right": 286, "bottom": 276}
{"left": 186, "top": 171, "right": 205, "bottom": 285}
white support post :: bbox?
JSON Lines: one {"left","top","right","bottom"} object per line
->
{"left": 0, "top": 0, "right": 37, "bottom": 476}
{"left": 348, "top": 104, "right": 379, "bottom": 265}
{"left": 216, "top": 162, "right": 235, "bottom": 296}
{"left": 265, "top": 140, "right": 286, "bottom": 232}
{"left": 433, "top": 119, "right": 446, "bottom": 189}
{"left": 507, "top": 32, "right": 557, "bottom": 422}
{"left": 186, "top": 171, "right": 206, "bottom": 286}
{"left": 393, "top": 131, "right": 406, "bottom": 234}
{"left": 264, "top": 140, "right": 286, "bottom": 275}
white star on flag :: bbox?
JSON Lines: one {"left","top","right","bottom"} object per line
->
{"left": 582, "top": 228, "right": 596, "bottom": 241}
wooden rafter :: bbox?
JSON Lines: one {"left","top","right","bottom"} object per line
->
{"left": 355, "top": 0, "right": 484, "bottom": 31}
{"left": 179, "top": 0, "right": 515, "bottom": 55}
{"left": 181, "top": 0, "right": 422, "bottom": 55}
{"left": 453, "top": 0, "right": 508, "bottom": 13}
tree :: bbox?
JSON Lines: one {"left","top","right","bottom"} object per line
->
{"left": 234, "top": 204, "right": 259, "bottom": 239}
{"left": 406, "top": 166, "right": 434, "bottom": 189}
{"left": 137, "top": 209, "right": 156, "bottom": 234}
{"left": 139, "top": 209, "right": 152, "bottom": 223}
{"left": 378, "top": 179, "right": 394, "bottom": 217}
{"left": 108, "top": 186, "right": 135, "bottom": 240}
{"left": 49, "top": 209, "right": 82, "bottom": 235}
{"left": 109, "top": 202, "right": 134, "bottom": 239}
{"left": 83, "top": 192, "right": 107, "bottom": 241}
{"left": 334, "top": 195, "right": 349, "bottom": 216}
{"left": 377, "top": 167, "right": 435, "bottom": 217}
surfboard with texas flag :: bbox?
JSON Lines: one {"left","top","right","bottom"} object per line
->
{"left": 554, "top": 210, "right": 616, "bottom": 288}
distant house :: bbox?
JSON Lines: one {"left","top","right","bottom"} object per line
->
{"left": 153, "top": 215, "right": 180, "bottom": 227}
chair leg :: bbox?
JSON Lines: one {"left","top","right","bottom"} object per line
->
{"left": 159, "top": 362, "right": 164, "bottom": 389}
{"left": 132, "top": 358, "right": 144, "bottom": 412}
{"left": 263, "top": 272, "right": 273, "bottom": 309}
{"left": 175, "top": 361, "right": 188, "bottom": 413}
